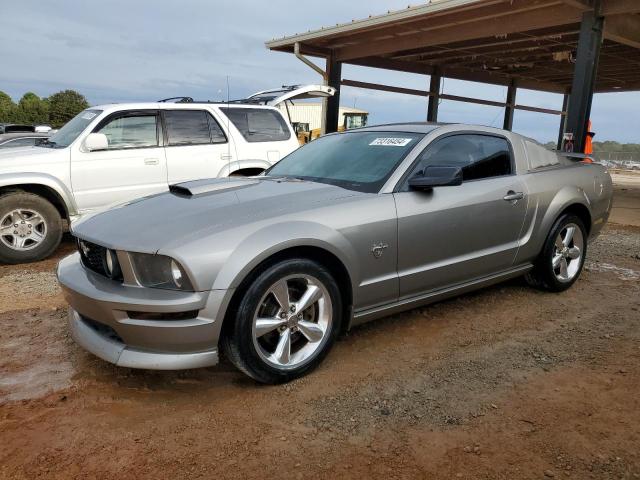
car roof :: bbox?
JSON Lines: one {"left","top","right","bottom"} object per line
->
{"left": 91, "top": 102, "right": 283, "bottom": 114}
{"left": 352, "top": 122, "right": 529, "bottom": 141}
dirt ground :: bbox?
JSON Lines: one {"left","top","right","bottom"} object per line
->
{"left": 1, "top": 184, "right": 639, "bottom": 480}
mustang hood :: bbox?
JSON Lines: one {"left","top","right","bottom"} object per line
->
{"left": 72, "top": 177, "right": 361, "bottom": 253}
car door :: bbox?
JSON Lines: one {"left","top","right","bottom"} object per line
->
{"left": 71, "top": 110, "right": 167, "bottom": 212}
{"left": 162, "top": 109, "right": 234, "bottom": 183}
{"left": 394, "top": 133, "right": 528, "bottom": 299}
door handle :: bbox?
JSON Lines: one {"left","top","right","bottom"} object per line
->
{"left": 503, "top": 191, "right": 524, "bottom": 202}
{"left": 144, "top": 158, "right": 159, "bottom": 165}
{"left": 220, "top": 153, "right": 232, "bottom": 160}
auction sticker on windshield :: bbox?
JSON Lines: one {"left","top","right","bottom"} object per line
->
{"left": 369, "top": 137, "right": 413, "bottom": 147}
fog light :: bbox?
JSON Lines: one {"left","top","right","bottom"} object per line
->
{"left": 103, "top": 249, "right": 121, "bottom": 279}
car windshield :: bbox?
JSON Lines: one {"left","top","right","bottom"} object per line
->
{"left": 45, "top": 109, "right": 103, "bottom": 148}
{"left": 266, "top": 131, "right": 424, "bottom": 193}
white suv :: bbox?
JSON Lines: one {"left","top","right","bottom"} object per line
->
{"left": 0, "top": 101, "right": 299, "bottom": 263}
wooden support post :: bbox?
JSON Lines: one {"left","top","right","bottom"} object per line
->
{"left": 503, "top": 81, "right": 517, "bottom": 131}
{"left": 427, "top": 71, "right": 441, "bottom": 122}
{"left": 325, "top": 55, "right": 342, "bottom": 134}
{"left": 557, "top": 93, "right": 570, "bottom": 150}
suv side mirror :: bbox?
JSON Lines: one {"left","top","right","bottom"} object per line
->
{"left": 84, "top": 133, "right": 108, "bottom": 152}
{"left": 408, "top": 165, "right": 463, "bottom": 191}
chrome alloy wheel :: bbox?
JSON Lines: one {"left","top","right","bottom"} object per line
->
{"left": 252, "top": 274, "right": 332, "bottom": 370}
{"left": 0, "top": 209, "right": 47, "bottom": 251}
{"left": 552, "top": 222, "right": 584, "bottom": 282}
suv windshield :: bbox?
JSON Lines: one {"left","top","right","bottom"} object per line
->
{"left": 45, "top": 109, "right": 103, "bottom": 148}
{"left": 266, "top": 131, "right": 423, "bottom": 193}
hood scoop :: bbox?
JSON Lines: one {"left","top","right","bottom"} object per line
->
{"left": 170, "top": 178, "right": 260, "bottom": 197}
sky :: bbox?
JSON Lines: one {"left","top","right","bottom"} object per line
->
{"left": 1, "top": 0, "right": 638, "bottom": 144}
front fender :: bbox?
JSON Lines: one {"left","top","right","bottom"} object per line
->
{"left": 0, "top": 172, "right": 78, "bottom": 216}
{"left": 211, "top": 220, "right": 359, "bottom": 294}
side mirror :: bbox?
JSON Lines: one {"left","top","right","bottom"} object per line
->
{"left": 84, "top": 133, "right": 108, "bottom": 152}
{"left": 408, "top": 165, "right": 463, "bottom": 191}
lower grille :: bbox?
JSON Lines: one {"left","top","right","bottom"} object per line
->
{"left": 81, "top": 315, "right": 123, "bottom": 344}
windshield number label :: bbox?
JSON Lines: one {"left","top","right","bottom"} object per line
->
{"left": 81, "top": 112, "right": 97, "bottom": 120}
{"left": 369, "top": 137, "right": 413, "bottom": 147}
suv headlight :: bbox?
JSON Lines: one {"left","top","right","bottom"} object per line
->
{"left": 129, "top": 253, "right": 194, "bottom": 291}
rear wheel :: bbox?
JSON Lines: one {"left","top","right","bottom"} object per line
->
{"left": 525, "top": 214, "right": 587, "bottom": 292}
{"left": 0, "top": 192, "right": 62, "bottom": 264}
{"left": 223, "top": 258, "right": 342, "bottom": 384}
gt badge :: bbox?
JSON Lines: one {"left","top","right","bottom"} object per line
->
{"left": 371, "top": 242, "right": 388, "bottom": 259}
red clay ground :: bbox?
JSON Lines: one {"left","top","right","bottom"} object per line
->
{"left": 0, "top": 185, "right": 638, "bottom": 480}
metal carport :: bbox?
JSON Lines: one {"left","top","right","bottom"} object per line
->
{"left": 266, "top": 0, "right": 640, "bottom": 151}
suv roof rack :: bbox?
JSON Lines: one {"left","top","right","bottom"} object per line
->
{"left": 158, "top": 96, "right": 194, "bottom": 103}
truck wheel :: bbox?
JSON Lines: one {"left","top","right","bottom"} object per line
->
{"left": 222, "top": 258, "right": 342, "bottom": 384}
{"left": 0, "top": 192, "right": 63, "bottom": 264}
{"left": 525, "top": 214, "right": 587, "bottom": 292}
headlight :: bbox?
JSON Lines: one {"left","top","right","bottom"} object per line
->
{"left": 129, "top": 253, "right": 194, "bottom": 291}
{"left": 170, "top": 260, "right": 184, "bottom": 289}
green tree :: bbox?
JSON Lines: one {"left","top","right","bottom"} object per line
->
{"left": 0, "top": 91, "right": 17, "bottom": 123}
{"left": 17, "top": 92, "right": 50, "bottom": 124}
{"left": 48, "top": 89, "right": 89, "bottom": 128}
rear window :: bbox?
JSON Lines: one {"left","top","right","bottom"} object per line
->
{"left": 164, "top": 110, "right": 226, "bottom": 146}
{"left": 220, "top": 107, "right": 290, "bottom": 143}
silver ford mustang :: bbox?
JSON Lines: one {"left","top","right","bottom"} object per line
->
{"left": 57, "top": 123, "right": 613, "bottom": 383}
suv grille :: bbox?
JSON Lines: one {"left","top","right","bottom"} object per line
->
{"left": 77, "top": 238, "right": 108, "bottom": 277}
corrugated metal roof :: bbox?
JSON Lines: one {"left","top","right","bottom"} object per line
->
{"left": 266, "top": 0, "right": 485, "bottom": 48}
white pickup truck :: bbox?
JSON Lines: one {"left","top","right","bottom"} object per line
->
{"left": 0, "top": 100, "right": 303, "bottom": 263}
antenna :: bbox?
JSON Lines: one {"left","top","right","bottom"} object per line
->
{"left": 226, "top": 75, "right": 231, "bottom": 181}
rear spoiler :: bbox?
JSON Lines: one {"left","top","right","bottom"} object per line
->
{"left": 558, "top": 152, "right": 594, "bottom": 163}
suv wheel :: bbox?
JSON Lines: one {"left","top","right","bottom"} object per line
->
{"left": 223, "top": 258, "right": 342, "bottom": 384}
{"left": 525, "top": 214, "right": 587, "bottom": 292}
{"left": 0, "top": 192, "right": 63, "bottom": 264}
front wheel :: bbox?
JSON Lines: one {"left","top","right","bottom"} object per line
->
{"left": 525, "top": 214, "right": 587, "bottom": 292}
{"left": 223, "top": 258, "right": 342, "bottom": 384}
{"left": 0, "top": 192, "right": 63, "bottom": 264}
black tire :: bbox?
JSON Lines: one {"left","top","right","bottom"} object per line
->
{"left": 222, "top": 258, "right": 342, "bottom": 384}
{"left": 0, "top": 192, "right": 63, "bottom": 264}
{"left": 525, "top": 213, "right": 587, "bottom": 292}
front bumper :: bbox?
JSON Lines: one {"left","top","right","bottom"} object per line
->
{"left": 58, "top": 253, "right": 230, "bottom": 370}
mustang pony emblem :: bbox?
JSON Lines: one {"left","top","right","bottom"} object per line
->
{"left": 371, "top": 242, "right": 388, "bottom": 258}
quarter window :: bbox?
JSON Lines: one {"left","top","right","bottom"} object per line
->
{"left": 220, "top": 107, "right": 291, "bottom": 142}
{"left": 164, "top": 110, "right": 226, "bottom": 146}
{"left": 410, "top": 134, "right": 512, "bottom": 183}
{"left": 97, "top": 114, "right": 158, "bottom": 150}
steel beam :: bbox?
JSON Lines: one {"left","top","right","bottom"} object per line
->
{"left": 341, "top": 79, "right": 564, "bottom": 115}
{"left": 566, "top": 3, "right": 603, "bottom": 153}
{"left": 325, "top": 55, "right": 342, "bottom": 133}
{"left": 503, "top": 81, "right": 517, "bottom": 131}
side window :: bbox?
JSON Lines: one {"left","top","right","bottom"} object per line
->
{"left": 164, "top": 110, "right": 226, "bottom": 146}
{"left": 97, "top": 114, "right": 158, "bottom": 150}
{"left": 409, "top": 134, "right": 512, "bottom": 183}
{"left": 220, "top": 107, "right": 291, "bottom": 142}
